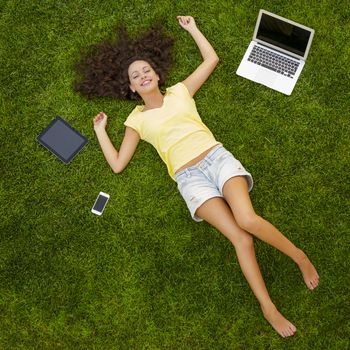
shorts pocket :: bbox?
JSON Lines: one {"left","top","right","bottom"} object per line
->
{"left": 176, "top": 175, "right": 188, "bottom": 191}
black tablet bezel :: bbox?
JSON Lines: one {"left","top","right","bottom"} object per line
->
{"left": 37, "top": 116, "right": 88, "bottom": 164}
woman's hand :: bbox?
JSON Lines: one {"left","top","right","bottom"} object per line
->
{"left": 177, "top": 16, "right": 198, "bottom": 33}
{"left": 93, "top": 112, "right": 108, "bottom": 132}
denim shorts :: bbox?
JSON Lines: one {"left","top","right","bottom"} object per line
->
{"left": 175, "top": 145, "right": 253, "bottom": 222}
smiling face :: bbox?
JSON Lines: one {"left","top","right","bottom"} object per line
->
{"left": 128, "top": 60, "right": 160, "bottom": 96}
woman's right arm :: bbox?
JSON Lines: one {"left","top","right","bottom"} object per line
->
{"left": 93, "top": 112, "right": 140, "bottom": 173}
{"left": 177, "top": 16, "right": 219, "bottom": 98}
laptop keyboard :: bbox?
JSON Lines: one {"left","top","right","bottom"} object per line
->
{"left": 248, "top": 45, "right": 300, "bottom": 78}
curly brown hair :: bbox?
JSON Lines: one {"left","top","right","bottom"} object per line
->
{"left": 74, "top": 25, "right": 174, "bottom": 100}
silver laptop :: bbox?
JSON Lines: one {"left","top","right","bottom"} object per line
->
{"left": 236, "top": 9, "right": 315, "bottom": 95}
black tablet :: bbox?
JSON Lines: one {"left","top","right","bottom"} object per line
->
{"left": 37, "top": 116, "right": 88, "bottom": 164}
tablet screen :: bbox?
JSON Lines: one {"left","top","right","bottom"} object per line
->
{"left": 37, "top": 117, "right": 88, "bottom": 164}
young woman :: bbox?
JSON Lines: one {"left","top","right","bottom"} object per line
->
{"left": 75, "top": 16, "right": 319, "bottom": 338}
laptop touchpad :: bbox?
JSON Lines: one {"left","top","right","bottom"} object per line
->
{"left": 255, "top": 69, "right": 277, "bottom": 86}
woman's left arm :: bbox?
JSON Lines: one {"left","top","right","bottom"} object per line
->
{"left": 177, "top": 16, "right": 219, "bottom": 97}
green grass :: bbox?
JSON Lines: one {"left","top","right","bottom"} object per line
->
{"left": 1, "top": 0, "right": 349, "bottom": 349}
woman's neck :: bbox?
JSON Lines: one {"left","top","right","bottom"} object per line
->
{"left": 141, "top": 89, "right": 164, "bottom": 111}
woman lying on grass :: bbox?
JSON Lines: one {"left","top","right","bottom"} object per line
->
{"left": 75, "top": 16, "right": 319, "bottom": 338}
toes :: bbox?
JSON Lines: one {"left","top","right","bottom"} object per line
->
{"left": 283, "top": 325, "right": 296, "bottom": 337}
{"left": 291, "top": 324, "right": 297, "bottom": 334}
{"left": 309, "top": 276, "right": 320, "bottom": 290}
{"left": 279, "top": 323, "right": 296, "bottom": 338}
{"left": 306, "top": 273, "right": 320, "bottom": 290}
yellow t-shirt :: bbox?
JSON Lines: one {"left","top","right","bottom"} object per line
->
{"left": 124, "top": 82, "right": 220, "bottom": 179}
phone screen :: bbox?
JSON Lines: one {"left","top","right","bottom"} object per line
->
{"left": 93, "top": 195, "right": 109, "bottom": 212}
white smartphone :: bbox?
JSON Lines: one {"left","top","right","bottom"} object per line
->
{"left": 91, "top": 191, "right": 110, "bottom": 215}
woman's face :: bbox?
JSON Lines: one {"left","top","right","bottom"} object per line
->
{"left": 128, "top": 60, "right": 160, "bottom": 95}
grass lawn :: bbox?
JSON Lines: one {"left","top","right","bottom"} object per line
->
{"left": 1, "top": 0, "right": 349, "bottom": 349}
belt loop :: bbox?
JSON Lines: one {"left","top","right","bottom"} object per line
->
{"left": 185, "top": 169, "right": 191, "bottom": 177}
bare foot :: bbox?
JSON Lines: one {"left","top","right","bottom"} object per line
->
{"left": 262, "top": 303, "right": 296, "bottom": 338}
{"left": 296, "top": 251, "right": 320, "bottom": 290}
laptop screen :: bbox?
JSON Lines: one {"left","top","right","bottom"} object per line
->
{"left": 256, "top": 13, "right": 312, "bottom": 57}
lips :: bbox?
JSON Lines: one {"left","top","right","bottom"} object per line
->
{"left": 141, "top": 79, "right": 151, "bottom": 87}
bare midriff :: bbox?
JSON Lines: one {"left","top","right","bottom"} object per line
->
{"left": 174, "top": 145, "right": 218, "bottom": 174}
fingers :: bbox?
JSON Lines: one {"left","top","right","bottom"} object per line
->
{"left": 94, "top": 112, "right": 105, "bottom": 121}
{"left": 177, "top": 16, "right": 190, "bottom": 24}
{"left": 93, "top": 112, "right": 106, "bottom": 125}
{"left": 177, "top": 16, "right": 195, "bottom": 27}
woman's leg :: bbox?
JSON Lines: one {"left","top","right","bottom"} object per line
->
{"left": 195, "top": 196, "right": 296, "bottom": 338}
{"left": 222, "top": 176, "right": 319, "bottom": 290}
